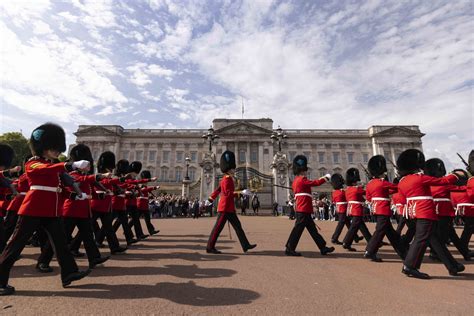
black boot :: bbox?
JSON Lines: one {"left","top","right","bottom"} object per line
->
{"left": 111, "top": 246, "right": 127, "bottom": 254}
{"left": 401, "top": 265, "right": 430, "bottom": 279}
{"left": 364, "top": 251, "right": 383, "bottom": 262}
{"left": 62, "top": 269, "right": 91, "bottom": 287}
{"left": 206, "top": 248, "right": 222, "bottom": 254}
{"left": 35, "top": 263, "right": 53, "bottom": 273}
{"left": 243, "top": 244, "right": 257, "bottom": 253}
{"left": 0, "top": 285, "right": 15, "bottom": 296}
{"left": 285, "top": 248, "right": 302, "bottom": 256}
{"left": 331, "top": 239, "right": 343, "bottom": 245}
{"left": 343, "top": 244, "right": 357, "bottom": 252}
{"left": 320, "top": 246, "right": 335, "bottom": 255}
{"left": 89, "top": 256, "right": 110, "bottom": 269}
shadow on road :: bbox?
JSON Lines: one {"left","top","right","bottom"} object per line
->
{"left": 17, "top": 281, "right": 261, "bottom": 306}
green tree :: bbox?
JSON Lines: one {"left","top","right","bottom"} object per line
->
{"left": 0, "top": 132, "right": 30, "bottom": 167}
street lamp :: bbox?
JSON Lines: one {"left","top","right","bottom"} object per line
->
{"left": 184, "top": 156, "right": 191, "bottom": 181}
{"left": 202, "top": 126, "right": 220, "bottom": 152}
{"left": 270, "top": 126, "right": 288, "bottom": 152}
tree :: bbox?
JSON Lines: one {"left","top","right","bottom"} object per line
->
{"left": 0, "top": 132, "right": 30, "bottom": 167}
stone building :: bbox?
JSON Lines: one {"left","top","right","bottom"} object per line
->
{"left": 74, "top": 118, "right": 424, "bottom": 207}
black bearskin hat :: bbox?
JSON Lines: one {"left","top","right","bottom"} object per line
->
{"left": 292, "top": 155, "right": 308, "bottom": 175}
{"left": 140, "top": 170, "right": 151, "bottom": 179}
{"left": 346, "top": 168, "right": 360, "bottom": 185}
{"left": 0, "top": 143, "right": 14, "bottom": 168}
{"left": 468, "top": 150, "right": 474, "bottom": 174}
{"left": 69, "top": 144, "right": 94, "bottom": 174}
{"left": 453, "top": 169, "right": 468, "bottom": 186}
{"left": 425, "top": 158, "right": 446, "bottom": 178}
{"left": 98, "top": 151, "right": 115, "bottom": 173}
{"left": 29, "top": 123, "right": 66, "bottom": 156}
{"left": 330, "top": 173, "right": 345, "bottom": 190}
{"left": 129, "top": 161, "right": 142, "bottom": 174}
{"left": 396, "top": 149, "right": 425, "bottom": 177}
{"left": 116, "top": 159, "right": 129, "bottom": 175}
{"left": 368, "top": 155, "right": 387, "bottom": 178}
{"left": 220, "top": 150, "right": 236, "bottom": 173}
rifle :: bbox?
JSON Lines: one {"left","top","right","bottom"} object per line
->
{"left": 457, "top": 153, "right": 469, "bottom": 168}
{"left": 359, "top": 163, "right": 371, "bottom": 179}
{"left": 272, "top": 183, "right": 292, "bottom": 190}
{"left": 386, "top": 158, "right": 400, "bottom": 177}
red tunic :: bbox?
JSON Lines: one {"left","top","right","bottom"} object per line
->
{"left": 6, "top": 174, "right": 29, "bottom": 213}
{"left": 467, "top": 177, "right": 474, "bottom": 202}
{"left": 430, "top": 185, "right": 465, "bottom": 217}
{"left": 292, "top": 176, "right": 327, "bottom": 213}
{"left": 62, "top": 171, "right": 96, "bottom": 218}
{"left": 391, "top": 192, "right": 406, "bottom": 216}
{"left": 209, "top": 175, "right": 239, "bottom": 213}
{"left": 91, "top": 177, "right": 121, "bottom": 213}
{"left": 125, "top": 179, "right": 149, "bottom": 207}
{"left": 450, "top": 191, "right": 474, "bottom": 217}
{"left": 137, "top": 186, "right": 156, "bottom": 211}
{"left": 112, "top": 182, "right": 128, "bottom": 211}
{"left": 18, "top": 157, "right": 67, "bottom": 217}
{"left": 345, "top": 186, "right": 365, "bottom": 216}
{"left": 397, "top": 173, "right": 457, "bottom": 220}
{"left": 332, "top": 189, "right": 347, "bottom": 214}
{"left": 366, "top": 178, "right": 397, "bottom": 216}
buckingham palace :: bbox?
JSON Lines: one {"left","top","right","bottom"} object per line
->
{"left": 73, "top": 118, "right": 424, "bottom": 207}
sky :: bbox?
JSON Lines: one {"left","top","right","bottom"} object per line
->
{"left": 0, "top": 0, "right": 473, "bottom": 169}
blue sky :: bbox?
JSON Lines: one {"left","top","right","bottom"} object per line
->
{"left": 0, "top": 0, "right": 473, "bottom": 168}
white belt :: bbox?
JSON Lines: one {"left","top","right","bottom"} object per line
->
{"left": 406, "top": 196, "right": 433, "bottom": 218}
{"left": 116, "top": 194, "right": 125, "bottom": 198}
{"left": 370, "top": 197, "right": 390, "bottom": 215}
{"left": 125, "top": 191, "right": 132, "bottom": 194}
{"left": 138, "top": 197, "right": 148, "bottom": 200}
{"left": 456, "top": 203, "right": 474, "bottom": 216}
{"left": 95, "top": 190, "right": 106, "bottom": 194}
{"left": 19, "top": 192, "right": 27, "bottom": 196}
{"left": 348, "top": 201, "right": 364, "bottom": 204}
{"left": 30, "top": 185, "right": 62, "bottom": 193}
{"left": 347, "top": 201, "right": 364, "bottom": 216}
{"left": 295, "top": 193, "right": 313, "bottom": 198}
{"left": 433, "top": 198, "right": 451, "bottom": 202}
{"left": 335, "top": 202, "right": 348, "bottom": 205}
{"left": 371, "top": 197, "right": 390, "bottom": 201}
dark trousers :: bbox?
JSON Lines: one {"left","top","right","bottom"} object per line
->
{"left": 331, "top": 212, "right": 351, "bottom": 241}
{"left": 0, "top": 216, "right": 78, "bottom": 285}
{"left": 91, "top": 211, "right": 120, "bottom": 251}
{"left": 460, "top": 217, "right": 474, "bottom": 252}
{"left": 343, "top": 216, "right": 372, "bottom": 246}
{"left": 286, "top": 212, "right": 327, "bottom": 251}
{"left": 366, "top": 215, "right": 405, "bottom": 258}
{"left": 431, "top": 216, "right": 468, "bottom": 257}
{"left": 404, "top": 219, "right": 458, "bottom": 271}
{"left": 0, "top": 216, "right": 5, "bottom": 254}
{"left": 141, "top": 211, "right": 156, "bottom": 234}
{"left": 207, "top": 212, "right": 251, "bottom": 251}
{"left": 63, "top": 217, "right": 101, "bottom": 264}
{"left": 126, "top": 205, "right": 145, "bottom": 238}
{"left": 400, "top": 218, "right": 416, "bottom": 247}
{"left": 396, "top": 215, "right": 407, "bottom": 235}
{"left": 109, "top": 210, "right": 134, "bottom": 243}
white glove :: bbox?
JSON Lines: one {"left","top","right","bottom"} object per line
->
{"left": 323, "top": 174, "right": 331, "bottom": 181}
{"left": 241, "top": 189, "right": 252, "bottom": 196}
{"left": 75, "top": 193, "right": 88, "bottom": 200}
{"left": 205, "top": 200, "right": 213, "bottom": 207}
{"left": 72, "top": 160, "right": 90, "bottom": 170}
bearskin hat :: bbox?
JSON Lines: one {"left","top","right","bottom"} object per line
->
{"left": 129, "top": 161, "right": 142, "bottom": 174}
{"left": 220, "top": 150, "right": 236, "bottom": 173}
{"left": 29, "top": 123, "right": 66, "bottom": 156}
{"left": 97, "top": 151, "right": 115, "bottom": 173}
{"left": 292, "top": 155, "right": 308, "bottom": 175}
{"left": 330, "top": 173, "right": 345, "bottom": 190}
{"left": 368, "top": 155, "right": 387, "bottom": 178}
{"left": 0, "top": 143, "right": 14, "bottom": 168}
{"left": 69, "top": 144, "right": 94, "bottom": 174}
{"left": 396, "top": 149, "right": 425, "bottom": 176}
{"left": 140, "top": 170, "right": 151, "bottom": 179}
{"left": 452, "top": 169, "right": 468, "bottom": 186}
{"left": 116, "top": 159, "right": 129, "bottom": 176}
{"left": 425, "top": 158, "right": 446, "bottom": 178}
{"left": 346, "top": 168, "right": 360, "bottom": 185}
{"left": 468, "top": 150, "right": 474, "bottom": 174}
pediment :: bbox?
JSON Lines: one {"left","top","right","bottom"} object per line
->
{"left": 373, "top": 126, "right": 424, "bottom": 137}
{"left": 215, "top": 122, "right": 272, "bottom": 135}
{"left": 74, "top": 126, "right": 120, "bottom": 137}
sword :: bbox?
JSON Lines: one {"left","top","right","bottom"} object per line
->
{"left": 272, "top": 184, "right": 292, "bottom": 190}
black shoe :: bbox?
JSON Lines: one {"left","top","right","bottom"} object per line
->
{"left": 70, "top": 250, "right": 85, "bottom": 258}
{"left": 354, "top": 236, "right": 363, "bottom": 244}
{"left": 321, "top": 246, "right": 335, "bottom": 255}
{"left": 111, "top": 246, "right": 127, "bottom": 254}
{"left": 364, "top": 252, "right": 383, "bottom": 262}
{"left": 62, "top": 269, "right": 91, "bottom": 287}
{"left": 206, "top": 248, "right": 222, "bottom": 254}
{"left": 243, "top": 244, "right": 257, "bottom": 253}
{"left": 463, "top": 254, "right": 472, "bottom": 261}
{"left": 331, "top": 239, "right": 343, "bottom": 245}
{"left": 127, "top": 239, "right": 138, "bottom": 246}
{"left": 450, "top": 263, "right": 465, "bottom": 275}
{"left": 343, "top": 244, "right": 357, "bottom": 252}
{"left": 138, "top": 234, "right": 149, "bottom": 240}
{"left": 89, "top": 256, "right": 110, "bottom": 269}
{"left": 285, "top": 249, "right": 302, "bottom": 256}
{"left": 35, "top": 263, "right": 53, "bottom": 273}
{"left": 401, "top": 266, "right": 430, "bottom": 279}
{"left": 0, "top": 285, "right": 15, "bottom": 296}
{"left": 150, "top": 230, "right": 160, "bottom": 235}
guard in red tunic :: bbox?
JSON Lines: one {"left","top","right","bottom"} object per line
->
{"left": 138, "top": 170, "right": 159, "bottom": 236}
{"left": 125, "top": 161, "right": 148, "bottom": 240}
{"left": 0, "top": 123, "right": 90, "bottom": 296}
{"left": 342, "top": 168, "right": 372, "bottom": 251}
{"left": 90, "top": 151, "right": 127, "bottom": 254}
{"left": 285, "top": 155, "right": 334, "bottom": 256}
{"left": 364, "top": 155, "right": 406, "bottom": 262}
{"left": 397, "top": 149, "right": 464, "bottom": 279}
{"left": 0, "top": 144, "right": 17, "bottom": 253}
{"left": 425, "top": 160, "right": 471, "bottom": 261}
{"left": 206, "top": 151, "right": 256, "bottom": 254}
{"left": 460, "top": 150, "right": 474, "bottom": 256}
{"left": 330, "top": 174, "right": 350, "bottom": 245}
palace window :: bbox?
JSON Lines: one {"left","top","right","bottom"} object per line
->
{"left": 175, "top": 167, "right": 182, "bottom": 182}
{"left": 162, "top": 151, "right": 170, "bottom": 163}
{"left": 160, "top": 167, "right": 168, "bottom": 181}
{"left": 303, "top": 152, "right": 311, "bottom": 161}
{"left": 189, "top": 167, "right": 196, "bottom": 181}
{"left": 148, "top": 150, "right": 156, "bottom": 162}
{"left": 363, "top": 153, "right": 369, "bottom": 163}
{"left": 333, "top": 152, "right": 340, "bottom": 164}
{"left": 239, "top": 150, "right": 246, "bottom": 163}
{"left": 176, "top": 151, "right": 183, "bottom": 163}
{"left": 318, "top": 152, "right": 325, "bottom": 163}
{"left": 289, "top": 152, "right": 296, "bottom": 161}
{"left": 121, "top": 150, "right": 129, "bottom": 160}
{"left": 347, "top": 152, "right": 354, "bottom": 164}
{"left": 250, "top": 150, "right": 258, "bottom": 163}
{"left": 136, "top": 150, "right": 143, "bottom": 161}
{"left": 190, "top": 151, "right": 197, "bottom": 162}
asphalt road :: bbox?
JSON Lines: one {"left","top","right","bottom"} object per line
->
{"left": 0, "top": 216, "right": 473, "bottom": 315}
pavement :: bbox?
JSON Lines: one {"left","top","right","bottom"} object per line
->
{"left": 1, "top": 216, "right": 473, "bottom": 315}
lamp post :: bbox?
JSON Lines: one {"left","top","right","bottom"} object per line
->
{"left": 182, "top": 156, "right": 192, "bottom": 198}
{"left": 202, "top": 126, "right": 220, "bottom": 152}
{"left": 270, "top": 126, "right": 288, "bottom": 152}
{"left": 184, "top": 156, "right": 191, "bottom": 180}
